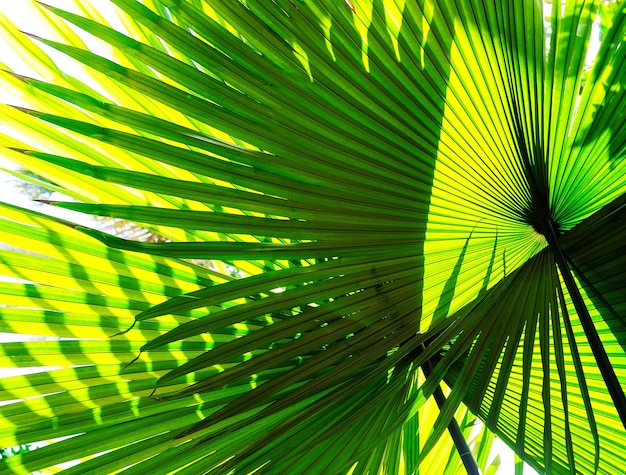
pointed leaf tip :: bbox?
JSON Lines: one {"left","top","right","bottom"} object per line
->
{"left": 122, "top": 349, "right": 142, "bottom": 370}
{"left": 6, "top": 104, "right": 36, "bottom": 114}
{"left": 19, "top": 31, "right": 44, "bottom": 41}
{"left": 110, "top": 319, "right": 137, "bottom": 338}
{"left": 6, "top": 147, "right": 34, "bottom": 154}
{"left": 148, "top": 386, "right": 159, "bottom": 400}
{"left": 0, "top": 69, "right": 30, "bottom": 82}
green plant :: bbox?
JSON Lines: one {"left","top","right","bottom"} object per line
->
{"left": 0, "top": 0, "right": 624, "bottom": 473}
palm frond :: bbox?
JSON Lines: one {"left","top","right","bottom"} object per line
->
{"left": 0, "top": 0, "right": 625, "bottom": 473}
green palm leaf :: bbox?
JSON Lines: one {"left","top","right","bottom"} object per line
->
{"left": 0, "top": 0, "right": 624, "bottom": 473}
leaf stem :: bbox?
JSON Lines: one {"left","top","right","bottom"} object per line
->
{"left": 545, "top": 220, "right": 626, "bottom": 431}
{"left": 423, "top": 358, "right": 480, "bottom": 475}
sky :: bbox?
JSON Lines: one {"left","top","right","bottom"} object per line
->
{"left": 0, "top": 1, "right": 113, "bottom": 226}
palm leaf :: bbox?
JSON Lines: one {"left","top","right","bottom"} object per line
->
{"left": 0, "top": 0, "right": 625, "bottom": 473}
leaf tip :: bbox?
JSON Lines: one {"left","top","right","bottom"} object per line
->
{"left": 19, "top": 31, "right": 43, "bottom": 41}
{"left": 123, "top": 350, "right": 142, "bottom": 370}
{"left": 110, "top": 319, "right": 137, "bottom": 338}
{"left": 0, "top": 70, "right": 30, "bottom": 82}
{"left": 6, "top": 147, "right": 34, "bottom": 155}
{"left": 6, "top": 104, "right": 36, "bottom": 115}
{"left": 148, "top": 386, "right": 159, "bottom": 400}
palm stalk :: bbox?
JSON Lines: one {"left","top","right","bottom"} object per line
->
{"left": 422, "top": 348, "right": 480, "bottom": 475}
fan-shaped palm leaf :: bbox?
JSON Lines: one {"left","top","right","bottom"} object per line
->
{"left": 0, "top": 0, "right": 624, "bottom": 474}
